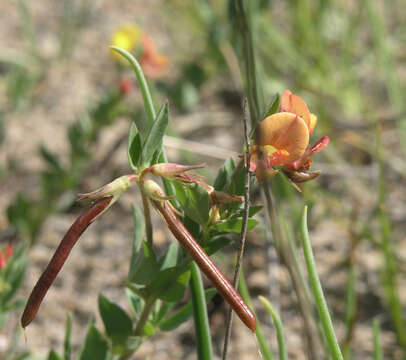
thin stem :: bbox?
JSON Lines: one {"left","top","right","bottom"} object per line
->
{"left": 134, "top": 296, "right": 155, "bottom": 336}
{"left": 141, "top": 192, "right": 153, "bottom": 245}
{"left": 373, "top": 318, "right": 383, "bottom": 360}
{"left": 110, "top": 46, "right": 155, "bottom": 124}
{"left": 189, "top": 261, "right": 213, "bottom": 360}
{"left": 259, "top": 296, "right": 288, "bottom": 360}
{"left": 232, "top": 0, "right": 261, "bottom": 125}
{"left": 238, "top": 271, "right": 274, "bottom": 360}
{"left": 110, "top": 46, "right": 177, "bottom": 199}
{"left": 262, "top": 183, "right": 323, "bottom": 359}
{"left": 300, "top": 206, "right": 343, "bottom": 360}
{"left": 222, "top": 99, "right": 252, "bottom": 359}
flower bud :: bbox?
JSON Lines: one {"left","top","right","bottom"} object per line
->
{"left": 208, "top": 206, "right": 220, "bottom": 226}
{"left": 143, "top": 179, "right": 175, "bottom": 201}
{"left": 78, "top": 175, "right": 138, "bottom": 202}
{"left": 147, "top": 163, "right": 206, "bottom": 184}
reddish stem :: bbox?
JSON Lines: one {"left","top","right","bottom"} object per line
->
{"left": 153, "top": 200, "right": 257, "bottom": 332}
{"left": 21, "top": 197, "right": 113, "bottom": 328}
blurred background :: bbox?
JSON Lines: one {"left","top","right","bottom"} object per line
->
{"left": 1, "top": 0, "right": 405, "bottom": 358}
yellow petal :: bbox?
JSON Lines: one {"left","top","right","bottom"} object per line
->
{"left": 255, "top": 112, "right": 309, "bottom": 163}
{"left": 110, "top": 24, "right": 142, "bottom": 60}
{"left": 309, "top": 113, "right": 317, "bottom": 134}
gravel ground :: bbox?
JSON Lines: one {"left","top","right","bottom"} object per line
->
{"left": 1, "top": 1, "right": 405, "bottom": 359}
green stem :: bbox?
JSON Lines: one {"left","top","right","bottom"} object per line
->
{"left": 373, "top": 318, "right": 383, "bottom": 360}
{"left": 377, "top": 122, "right": 406, "bottom": 350}
{"left": 262, "top": 183, "right": 323, "bottom": 359}
{"left": 300, "top": 206, "right": 343, "bottom": 360}
{"left": 110, "top": 46, "right": 155, "bottom": 124}
{"left": 239, "top": 271, "right": 274, "bottom": 360}
{"left": 111, "top": 45, "right": 176, "bottom": 199}
{"left": 189, "top": 261, "right": 213, "bottom": 360}
{"left": 259, "top": 296, "right": 288, "bottom": 360}
{"left": 141, "top": 191, "right": 153, "bottom": 245}
{"left": 134, "top": 296, "right": 155, "bottom": 336}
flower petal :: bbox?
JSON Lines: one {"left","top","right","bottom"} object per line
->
{"left": 255, "top": 112, "right": 309, "bottom": 163}
{"left": 281, "top": 90, "right": 312, "bottom": 133}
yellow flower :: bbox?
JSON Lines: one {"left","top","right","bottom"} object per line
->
{"left": 110, "top": 24, "right": 142, "bottom": 61}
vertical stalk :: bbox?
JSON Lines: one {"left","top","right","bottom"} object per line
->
{"left": 262, "top": 183, "right": 323, "bottom": 359}
{"left": 376, "top": 122, "right": 406, "bottom": 350}
{"left": 134, "top": 296, "right": 155, "bottom": 336}
{"left": 190, "top": 262, "right": 213, "bottom": 360}
{"left": 222, "top": 99, "right": 251, "bottom": 359}
{"left": 239, "top": 271, "right": 274, "bottom": 360}
{"left": 259, "top": 296, "right": 288, "bottom": 360}
{"left": 141, "top": 192, "right": 153, "bottom": 245}
{"left": 373, "top": 319, "right": 383, "bottom": 360}
{"left": 300, "top": 206, "right": 343, "bottom": 360}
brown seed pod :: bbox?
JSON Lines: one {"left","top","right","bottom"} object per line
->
{"left": 153, "top": 200, "right": 257, "bottom": 332}
{"left": 21, "top": 196, "right": 113, "bottom": 328}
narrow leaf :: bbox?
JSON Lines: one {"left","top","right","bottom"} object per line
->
{"left": 128, "top": 123, "right": 142, "bottom": 170}
{"left": 128, "top": 204, "right": 145, "bottom": 278}
{"left": 63, "top": 313, "right": 72, "bottom": 360}
{"left": 141, "top": 102, "right": 169, "bottom": 167}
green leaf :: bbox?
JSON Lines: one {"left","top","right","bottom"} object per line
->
{"left": 78, "top": 323, "right": 108, "bottom": 360}
{"left": 126, "top": 289, "right": 144, "bottom": 321}
{"left": 47, "top": 350, "right": 62, "bottom": 360}
{"left": 130, "top": 241, "right": 160, "bottom": 286}
{"left": 204, "top": 236, "right": 233, "bottom": 256}
{"left": 154, "top": 302, "right": 175, "bottom": 325}
{"left": 214, "top": 158, "right": 235, "bottom": 191}
{"left": 212, "top": 218, "right": 258, "bottom": 233}
{"left": 127, "top": 123, "right": 142, "bottom": 170}
{"left": 63, "top": 313, "right": 72, "bottom": 360}
{"left": 174, "top": 183, "right": 209, "bottom": 228}
{"left": 149, "top": 267, "right": 191, "bottom": 302}
{"left": 128, "top": 204, "right": 145, "bottom": 278}
{"left": 263, "top": 93, "right": 281, "bottom": 118}
{"left": 249, "top": 205, "right": 263, "bottom": 217}
{"left": 98, "top": 294, "right": 133, "bottom": 353}
{"left": 159, "top": 243, "right": 179, "bottom": 270}
{"left": 141, "top": 102, "right": 169, "bottom": 167}
{"left": 159, "top": 288, "right": 217, "bottom": 331}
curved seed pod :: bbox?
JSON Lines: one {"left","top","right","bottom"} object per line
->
{"left": 153, "top": 200, "right": 257, "bottom": 332}
{"left": 21, "top": 196, "right": 113, "bottom": 328}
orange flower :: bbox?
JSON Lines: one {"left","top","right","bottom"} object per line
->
{"left": 250, "top": 90, "right": 329, "bottom": 183}
{"left": 139, "top": 34, "right": 168, "bottom": 79}
{"left": 250, "top": 112, "right": 309, "bottom": 181}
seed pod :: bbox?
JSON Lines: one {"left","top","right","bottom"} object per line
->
{"left": 21, "top": 196, "right": 113, "bottom": 328}
{"left": 154, "top": 200, "right": 257, "bottom": 332}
